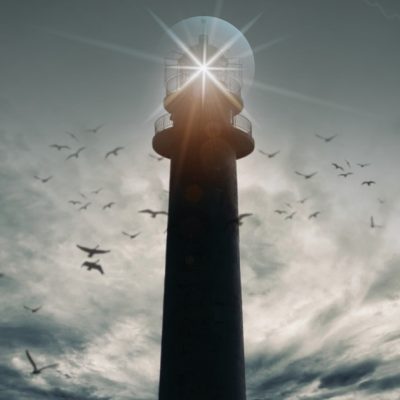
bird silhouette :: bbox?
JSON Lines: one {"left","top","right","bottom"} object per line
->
{"left": 378, "top": 198, "right": 385, "bottom": 204}
{"left": 85, "top": 124, "right": 104, "bottom": 133}
{"left": 122, "top": 231, "right": 141, "bottom": 239}
{"left": 79, "top": 202, "right": 91, "bottom": 211}
{"left": 81, "top": 260, "right": 104, "bottom": 274}
{"left": 308, "top": 211, "right": 321, "bottom": 219}
{"left": 285, "top": 212, "right": 296, "bottom": 220}
{"left": 102, "top": 202, "right": 115, "bottom": 210}
{"left": 139, "top": 209, "right": 168, "bottom": 218}
{"left": 315, "top": 133, "right": 337, "bottom": 142}
{"left": 148, "top": 153, "right": 164, "bottom": 161}
{"left": 25, "top": 350, "right": 58, "bottom": 375}
{"left": 76, "top": 244, "right": 110, "bottom": 257}
{"left": 34, "top": 175, "right": 52, "bottom": 183}
{"left": 49, "top": 144, "right": 70, "bottom": 151}
{"left": 357, "top": 163, "right": 371, "bottom": 168}
{"left": 105, "top": 147, "right": 124, "bottom": 159}
{"left": 65, "top": 131, "right": 79, "bottom": 141}
{"left": 23, "top": 305, "right": 42, "bottom": 313}
{"left": 345, "top": 160, "right": 352, "bottom": 169}
{"left": 274, "top": 209, "right": 287, "bottom": 215}
{"left": 259, "top": 149, "right": 280, "bottom": 158}
{"left": 298, "top": 196, "right": 310, "bottom": 204}
{"left": 91, "top": 188, "right": 103, "bottom": 195}
{"left": 332, "top": 163, "right": 344, "bottom": 171}
{"left": 68, "top": 200, "right": 81, "bottom": 205}
{"left": 362, "top": 180, "right": 376, "bottom": 186}
{"left": 338, "top": 172, "right": 353, "bottom": 178}
{"left": 370, "top": 216, "right": 383, "bottom": 229}
{"left": 227, "top": 213, "right": 253, "bottom": 226}
{"left": 66, "top": 147, "right": 85, "bottom": 160}
{"left": 295, "top": 171, "right": 318, "bottom": 179}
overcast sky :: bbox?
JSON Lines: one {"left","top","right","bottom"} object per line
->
{"left": 1, "top": 0, "right": 400, "bottom": 399}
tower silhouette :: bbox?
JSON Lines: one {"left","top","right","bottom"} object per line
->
{"left": 153, "top": 31, "right": 254, "bottom": 400}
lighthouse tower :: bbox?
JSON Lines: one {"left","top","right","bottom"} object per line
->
{"left": 153, "top": 25, "right": 254, "bottom": 400}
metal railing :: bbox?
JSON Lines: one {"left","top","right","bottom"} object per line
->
{"left": 155, "top": 113, "right": 252, "bottom": 138}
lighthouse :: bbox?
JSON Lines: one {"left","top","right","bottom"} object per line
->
{"left": 153, "top": 20, "right": 254, "bottom": 400}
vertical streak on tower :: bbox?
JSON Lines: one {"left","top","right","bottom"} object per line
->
{"left": 153, "top": 34, "right": 254, "bottom": 400}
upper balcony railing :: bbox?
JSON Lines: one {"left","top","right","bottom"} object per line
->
{"left": 154, "top": 113, "right": 252, "bottom": 137}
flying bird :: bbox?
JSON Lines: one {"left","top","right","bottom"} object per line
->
{"left": 65, "top": 131, "right": 79, "bottom": 141}
{"left": 274, "top": 209, "right": 287, "bottom": 215}
{"left": 315, "top": 133, "right": 337, "bottom": 142}
{"left": 259, "top": 149, "right": 280, "bottom": 158}
{"left": 76, "top": 244, "right": 110, "bottom": 257}
{"left": 308, "top": 211, "right": 321, "bottom": 219}
{"left": 91, "top": 188, "right": 103, "bottom": 195}
{"left": 139, "top": 209, "right": 168, "bottom": 218}
{"left": 331, "top": 163, "right": 344, "bottom": 171}
{"left": 102, "top": 202, "right": 115, "bottom": 210}
{"left": 370, "top": 216, "right": 383, "bottom": 229}
{"left": 49, "top": 144, "right": 70, "bottom": 151}
{"left": 25, "top": 350, "right": 58, "bottom": 375}
{"left": 34, "top": 175, "right": 52, "bottom": 183}
{"left": 85, "top": 124, "right": 104, "bottom": 133}
{"left": 81, "top": 260, "right": 104, "bottom": 275}
{"left": 122, "top": 231, "right": 141, "bottom": 239}
{"left": 285, "top": 212, "right": 296, "bottom": 220}
{"left": 338, "top": 172, "right": 353, "bottom": 178}
{"left": 148, "top": 153, "right": 163, "bottom": 161}
{"left": 79, "top": 202, "right": 91, "bottom": 211}
{"left": 66, "top": 147, "right": 85, "bottom": 160}
{"left": 345, "top": 159, "right": 352, "bottom": 169}
{"left": 378, "top": 198, "right": 385, "bottom": 204}
{"left": 105, "top": 146, "right": 124, "bottom": 159}
{"left": 227, "top": 213, "right": 253, "bottom": 226}
{"left": 68, "top": 200, "right": 81, "bottom": 205}
{"left": 362, "top": 180, "right": 376, "bottom": 186}
{"left": 23, "top": 305, "right": 42, "bottom": 313}
{"left": 357, "top": 163, "right": 371, "bottom": 168}
{"left": 297, "top": 196, "right": 310, "bottom": 204}
{"left": 295, "top": 171, "right": 318, "bottom": 179}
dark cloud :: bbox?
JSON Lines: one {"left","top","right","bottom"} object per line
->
{"left": 358, "top": 373, "right": 400, "bottom": 393}
{"left": 319, "top": 359, "right": 379, "bottom": 389}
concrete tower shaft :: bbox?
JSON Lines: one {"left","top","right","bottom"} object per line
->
{"left": 154, "top": 33, "right": 254, "bottom": 400}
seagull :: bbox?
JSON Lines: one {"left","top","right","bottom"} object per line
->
{"left": 68, "top": 200, "right": 81, "bottom": 205}
{"left": 148, "top": 153, "right": 163, "bottom": 161}
{"left": 79, "top": 202, "right": 91, "bottom": 211}
{"left": 34, "top": 175, "right": 52, "bottom": 183}
{"left": 76, "top": 244, "right": 110, "bottom": 257}
{"left": 315, "top": 133, "right": 337, "bottom": 142}
{"left": 308, "top": 211, "right": 321, "bottom": 219}
{"left": 297, "top": 196, "right": 310, "bottom": 204}
{"left": 25, "top": 350, "right": 58, "bottom": 375}
{"left": 362, "top": 180, "right": 376, "bottom": 186}
{"left": 65, "top": 131, "right": 79, "bottom": 141}
{"left": 370, "top": 216, "right": 383, "bottom": 229}
{"left": 285, "top": 202, "right": 292, "bottom": 209}
{"left": 102, "top": 202, "right": 115, "bottom": 210}
{"left": 122, "top": 231, "right": 141, "bottom": 239}
{"left": 285, "top": 211, "right": 296, "bottom": 220}
{"left": 345, "top": 159, "right": 352, "bottom": 169}
{"left": 139, "top": 209, "right": 168, "bottom": 218}
{"left": 81, "top": 260, "right": 104, "bottom": 275}
{"left": 49, "top": 144, "right": 70, "bottom": 151}
{"left": 105, "top": 147, "right": 124, "bottom": 159}
{"left": 91, "top": 188, "right": 103, "bottom": 195}
{"left": 23, "top": 305, "right": 42, "bottom": 313}
{"left": 295, "top": 171, "right": 318, "bottom": 179}
{"left": 357, "top": 163, "right": 371, "bottom": 168}
{"left": 85, "top": 124, "right": 104, "bottom": 134}
{"left": 66, "top": 147, "right": 85, "bottom": 160}
{"left": 227, "top": 213, "right": 253, "bottom": 226}
{"left": 338, "top": 172, "right": 353, "bottom": 178}
{"left": 259, "top": 149, "right": 280, "bottom": 158}
{"left": 79, "top": 192, "right": 87, "bottom": 199}
{"left": 332, "top": 163, "right": 344, "bottom": 171}
{"left": 274, "top": 209, "right": 287, "bottom": 215}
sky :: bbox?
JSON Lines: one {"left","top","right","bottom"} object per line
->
{"left": 1, "top": 0, "right": 400, "bottom": 399}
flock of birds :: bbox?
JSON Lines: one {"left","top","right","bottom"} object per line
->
{"left": 258, "top": 133, "right": 384, "bottom": 227}
{"left": 6, "top": 127, "right": 384, "bottom": 376}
